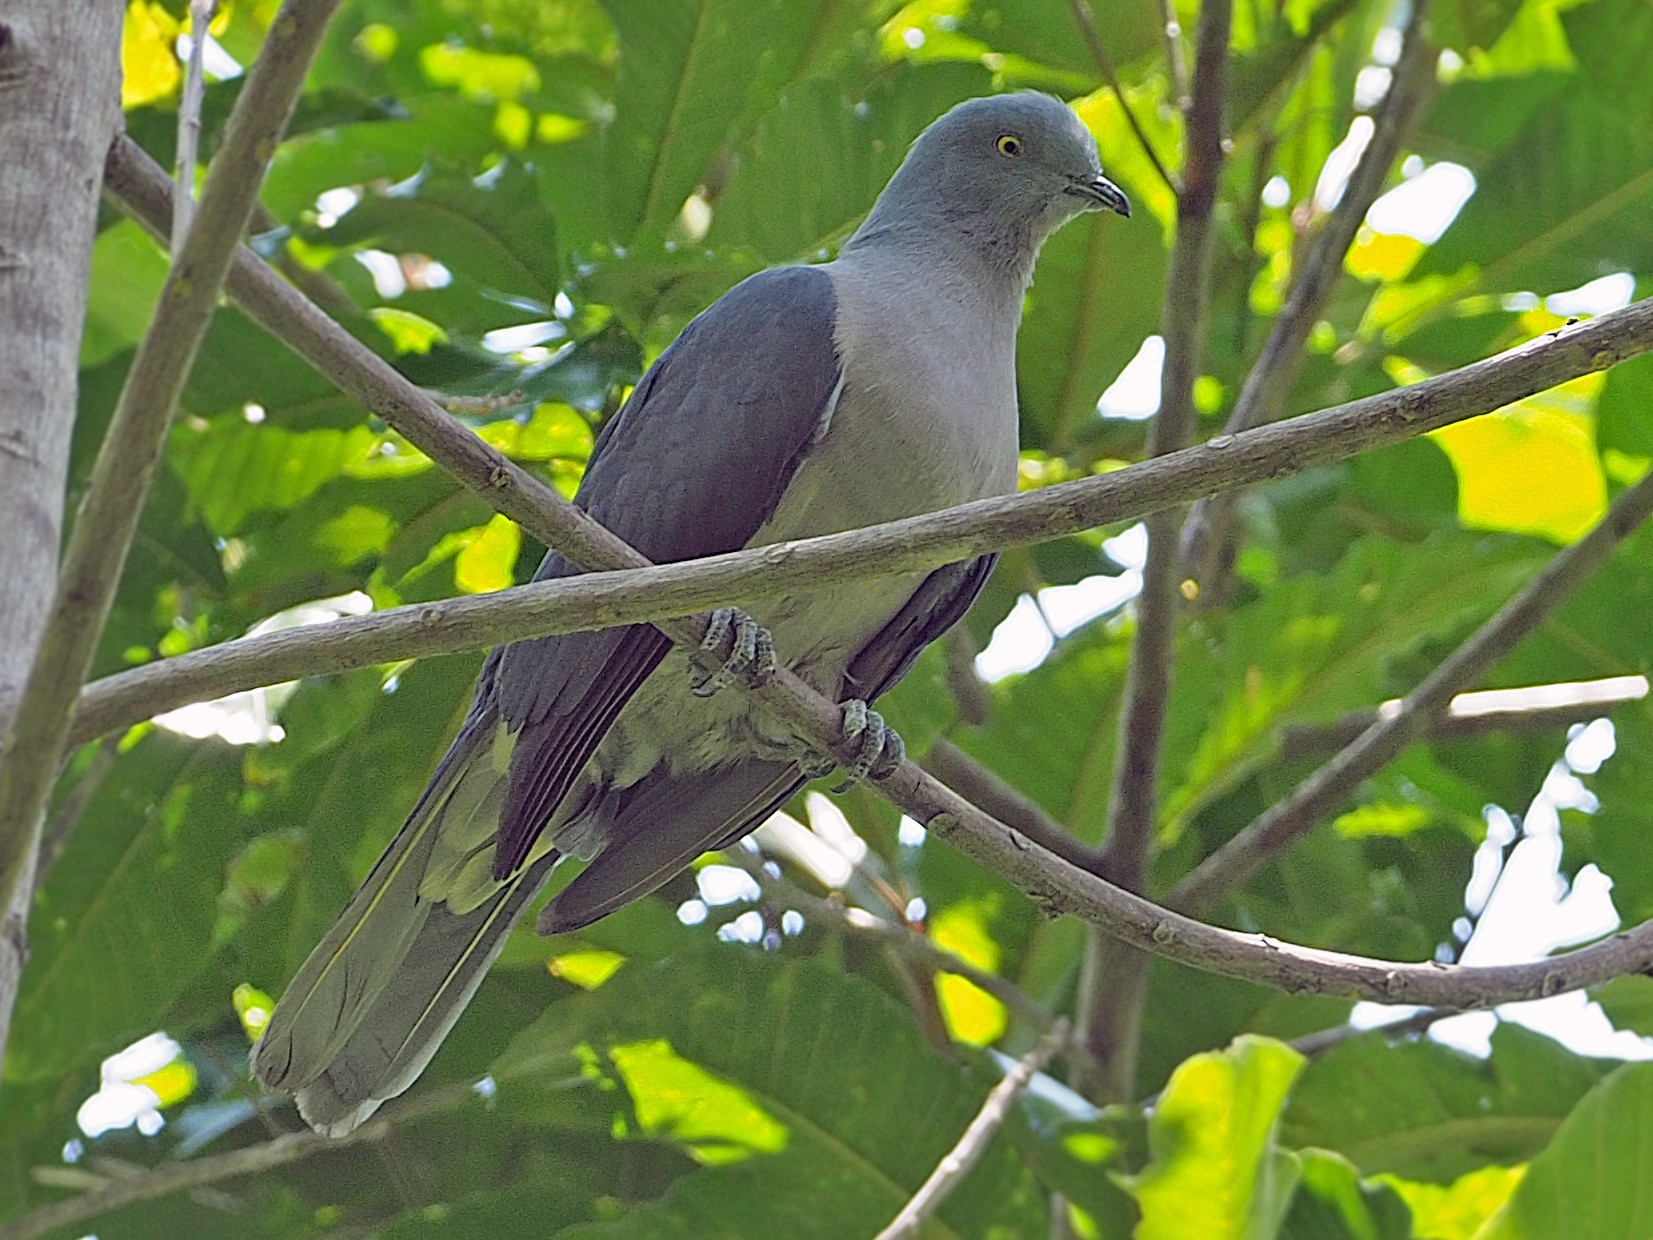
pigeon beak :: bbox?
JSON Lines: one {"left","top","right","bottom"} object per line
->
{"left": 1066, "top": 174, "right": 1131, "bottom": 217}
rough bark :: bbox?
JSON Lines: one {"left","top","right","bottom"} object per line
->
{"left": 0, "top": 0, "right": 124, "bottom": 1075}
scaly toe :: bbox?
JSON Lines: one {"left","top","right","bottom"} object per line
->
{"left": 691, "top": 607, "right": 762, "bottom": 697}
{"left": 830, "top": 700, "right": 887, "bottom": 792}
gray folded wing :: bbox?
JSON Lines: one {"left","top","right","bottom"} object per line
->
{"left": 490, "top": 264, "right": 843, "bottom": 875}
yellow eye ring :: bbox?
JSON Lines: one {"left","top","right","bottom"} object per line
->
{"left": 995, "top": 134, "right": 1023, "bottom": 157}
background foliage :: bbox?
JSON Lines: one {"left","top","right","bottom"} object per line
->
{"left": 5, "top": 0, "right": 1653, "bottom": 1235}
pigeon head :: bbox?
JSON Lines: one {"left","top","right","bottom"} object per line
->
{"left": 850, "top": 92, "right": 1130, "bottom": 268}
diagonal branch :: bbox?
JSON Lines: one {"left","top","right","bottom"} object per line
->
{"left": 1279, "top": 675, "right": 1649, "bottom": 760}
{"left": 1170, "top": 461, "right": 1653, "bottom": 916}
{"left": 61, "top": 273, "right": 1653, "bottom": 746}
{"left": 1181, "top": 2, "right": 1436, "bottom": 593}
{"left": 0, "top": 0, "right": 343, "bottom": 1065}
{"left": 1080, "top": 0, "right": 1231, "bottom": 1103}
{"left": 81, "top": 147, "right": 1653, "bottom": 760}
{"left": 96, "top": 132, "right": 1653, "bottom": 1015}
{"left": 1066, "top": 0, "right": 1177, "bottom": 195}
{"left": 720, "top": 844, "right": 1079, "bottom": 1054}
{"left": 874, "top": 1019, "right": 1070, "bottom": 1240}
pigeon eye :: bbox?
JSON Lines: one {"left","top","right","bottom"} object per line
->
{"left": 995, "top": 134, "right": 1022, "bottom": 157}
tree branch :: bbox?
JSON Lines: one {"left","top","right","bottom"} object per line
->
{"left": 720, "top": 845, "right": 1077, "bottom": 1055}
{"left": 1067, "top": 0, "right": 1177, "bottom": 195}
{"left": 1080, "top": 0, "right": 1231, "bottom": 1103}
{"left": 1278, "top": 675, "right": 1649, "bottom": 761}
{"left": 77, "top": 148, "right": 1653, "bottom": 756}
{"left": 173, "top": 0, "right": 216, "bottom": 255}
{"left": 927, "top": 740, "right": 1101, "bottom": 872}
{"left": 875, "top": 1019, "right": 1069, "bottom": 1240}
{"left": 1181, "top": 2, "right": 1436, "bottom": 593}
{"left": 1170, "top": 462, "right": 1653, "bottom": 916}
{"left": 0, "top": 2, "right": 343, "bottom": 1064}
{"left": 0, "top": 1084, "right": 475, "bottom": 1240}
{"left": 96, "top": 130, "right": 1653, "bottom": 1013}
{"left": 0, "top": 0, "right": 125, "bottom": 1078}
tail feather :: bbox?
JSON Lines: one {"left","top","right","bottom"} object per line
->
{"left": 287, "top": 850, "right": 558, "bottom": 1135}
{"left": 252, "top": 723, "right": 559, "bottom": 1135}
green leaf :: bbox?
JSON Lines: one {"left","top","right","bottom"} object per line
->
{"left": 495, "top": 947, "right": 1045, "bottom": 1238}
{"left": 1281, "top": 1024, "right": 1612, "bottom": 1182}
{"left": 709, "top": 63, "right": 994, "bottom": 261}
{"left": 1125, "top": 1035, "right": 1307, "bottom": 1240}
{"left": 10, "top": 734, "right": 249, "bottom": 1081}
{"left": 1592, "top": 974, "right": 1653, "bottom": 1040}
{"left": 601, "top": 0, "right": 839, "bottom": 239}
{"left": 1278, "top": 1148, "right": 1413, "bottom": 1240}
{"left": 1476, "top": 1062, "right": 1653, "bottom": 1239}
{"left": 1380, "top": 1164, "right": 1526, "bottom": 1240}
{"left": 318, "top": 160, "right": 561, "bottom": 331}
{"left": 1416, "top": 0, "right": 1653, "bottom": 294}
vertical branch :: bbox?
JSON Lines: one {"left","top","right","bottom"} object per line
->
{"left": 0, "top": 0, "right": 125, "bottom": 1077}
{"left": 1181, "top": 2, "right": 1436, "bottom": 594}
{"left": 1160, "top": 0, "right": 1192, "bottom": 108}
{"left": 172, "top": 0, "right": 217, "bottom": 254}
{"left": 0, "top": 0, "right": 342, "bottom": 1068}
{"left": 1169, "top": 457, "right": 1653, "bottom": 916}
{"left": 1075, "top": 0, "right": 1233, "bottom": 1102}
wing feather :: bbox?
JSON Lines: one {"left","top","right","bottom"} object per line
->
{"left": 489, "top": 265, "right": 842, "bottom": 875}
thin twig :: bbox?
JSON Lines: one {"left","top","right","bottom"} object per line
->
{"left": 172, "top": 0, "right": 215, "bottom": 255}
{"left": 1067, "top": 0, "right": 1177, "bottom": 195}
{"left": 31, "top": 736, "right": 118, "bottom": 893}
{"left": 720, "top": 846, "right": 1078, "bottom": 1055}
{"left": 1279, "top": 676, "right": 1649, "bottom": 760}
{"left": 0, "top": 1084, "right": 474, "bottom": 1240}
{"left": 97, "top": 135, "right": 1653, "bottom": 1008}
{"left": 1170, "top": 462, "right": 1653, "bottom": 916}
{"left": 1158, "top": 0, "right": 1190, "bottom": 107}
{"left": 1181, "top": 2, "right": 1436, "bottom": 592}
{"left": 1286, "top": 1005, "right": 1457, "bottom": 1059}
{"left": 928, "top": 740, "right": 1101, "bottom": 872}
{"left": 1080, "top": 0, "right": 1232, "bottom": 1103}
{"left": 0, "top": 1, "right": 343, "bottom": 1065}
{"left": 875, "top": 1019, "right": 1070, "bottom": 1240}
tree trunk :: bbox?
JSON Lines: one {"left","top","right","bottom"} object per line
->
{"left": 0, "top": 0, "right": 124, "bottom": 1071}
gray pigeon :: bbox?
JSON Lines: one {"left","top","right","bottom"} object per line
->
{"left": 252, "top": 90, "right": 1130, "bottom": 1135}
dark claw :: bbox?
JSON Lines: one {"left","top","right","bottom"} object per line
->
{"left": 690, "top": 608, "right": 775, "bottom": 697}
{"left": 829, "top": 699, "right": 905, "bottom": 791}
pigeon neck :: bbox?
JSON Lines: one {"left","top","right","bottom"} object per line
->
{"left": 842, "top": 205, "right": 1042, "bottom": 305}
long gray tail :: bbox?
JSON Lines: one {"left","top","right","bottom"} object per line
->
{"left": 251, "top": 720, "right": 557, "bottom": 1136}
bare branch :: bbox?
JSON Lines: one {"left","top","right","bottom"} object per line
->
{"left": 1158, "top": 0, "right": 1190, "bottom": 107}
{"left": 96, "top": 132, "right": 1653, "bottom": 1011}
{"left": 1081, "top": 0, "right": 1232, "bottom": 1103}
{"left": 1181, "top": 2, "right": 1436, "bottom": 591}
{"left": 0, "top": 1085, "right": 474, "bottom": 1240}
{"left": 173, "top": 0, "right": 217, "bottom": 255}
{"left": 1067, "top": 0, "right": 1177, "bottom": 195}
{"left": 1286, "top": 1005, "right": 1457, "bottom": 1059}
{"left": 928, "top": 740, "right": 1101, "bottom": 873}
{"left": 720, "top": 846, "right": 1074, "bottom": 1051}
{"left": 1279, "top": 676, "right": 1649, "bottom": 761}
{"left": 875, "top": 1019, "right": 1070, "bottom": 1240}
{"left": 1170, "top": 463, "right": 1653, "bottom": 916}
{"left": 0, "top": 2, "right": 344, "bottom": 1035}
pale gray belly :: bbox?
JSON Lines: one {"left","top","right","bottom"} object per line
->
{"left": 590, "top": 374, "right": 1014, "bottom": 786}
